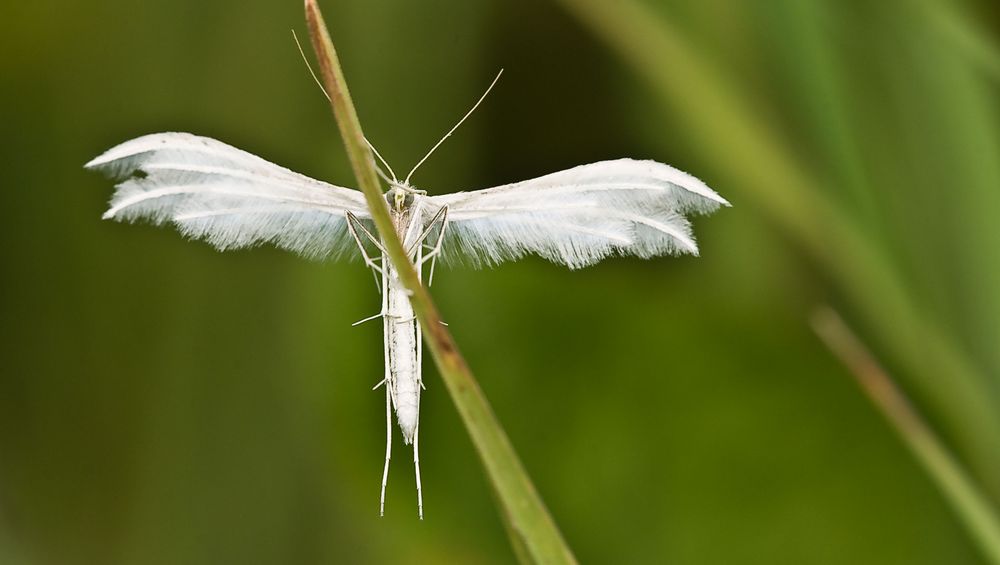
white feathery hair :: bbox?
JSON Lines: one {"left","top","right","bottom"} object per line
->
{"left": 422, "top": 158, "right": 730, "bottom": 269}
{"left": 86, "top": 133, "right": 728, "bottom": 268}
{"left": 85, "top": 132, "right": 370, "bottom": 260}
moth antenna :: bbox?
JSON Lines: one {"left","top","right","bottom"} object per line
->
{"left": 404, "top": 68, "right": 504, "bottom": 185}
{"left": 295, "top": 29, "right": 394, "bottom": 187}
{"left": 365, "top": 137, "right": 399, "bottom": 183}
{"left": 371, "top": 160, "right": 396, "bottom": 186}
{"left": 292, "top": 29, "right": 331, "bottom": 102}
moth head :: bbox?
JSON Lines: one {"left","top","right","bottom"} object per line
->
{"left": 386, "top": 186, "right": 405, "bottom": 212}
{"left": 386, "top": 184, "right": 418, "bottom": 212}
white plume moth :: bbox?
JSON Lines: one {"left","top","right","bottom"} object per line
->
{"left": 85, "top": 70, "right": 729, "bottom": 519}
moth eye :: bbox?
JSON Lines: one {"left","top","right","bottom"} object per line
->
{"left": 404, "top": 193, "right": 414, "bottom": 207}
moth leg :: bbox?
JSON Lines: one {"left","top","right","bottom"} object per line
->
{"left": 418, "top": 206, "right": 450, "bottom": 286}
{"left": 412, "top": 241, "right": 426, "bottom": 517}
{"left": 415, "top": 248, "right": 426, "bottom": 392}
{"left": 380, "top": 381, "right": 392, "bottom": 517}
{"left": 346, "top": 211, "right": 387, "bottom": 291}
{"left": 406, "top": 205, "right": 450, "bottom": 284}
{"left": 382, "top": 272, "right": 397, "bottom": 413}
{"left": 413, "top": 420, "right": 423, "bottom": 520}
{"left": 351, "top": 311, "right": 385, "bottom": 327}
{"left": 379, "top": 261, "right": 396, "bottom": 518}
{"left": 406, "top": 205, "right": 448, "bottom": 257}
{"left": 413, "top": 324, "right": 424, "bottom": 521}
{"left": 347, "top": 210, "right": 387, "bottom": 254}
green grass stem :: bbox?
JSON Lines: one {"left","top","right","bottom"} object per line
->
{"left": 304, "top": 2, "right": 577, "bottom": 563}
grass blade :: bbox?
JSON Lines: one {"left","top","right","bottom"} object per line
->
{"left": 303, "top": 1, "right": 576, "bottom": 562}
{"left": 909, "top": 0, "right": 1000, "bottom": 81}
{"left": 813, "top": 307, "right": 1000, "bottom": 565}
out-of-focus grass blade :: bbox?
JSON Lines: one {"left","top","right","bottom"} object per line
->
{"left": 766, "top": 0, "right": 1000, "bottom": 419}
{"left": 813, "top": 307, "right": 1000, "bottom": 565}
{"left": 759, "top": 0, "right": 875, "bottom": 219}
{"left": 553, "top": 0, "right": 1000, "bottom": 499}
{"left": 909, "top": 0, "right": 1000, "bottom": 81}
{"left": 879, "top": 3, "right": 1000, "bottom": 388}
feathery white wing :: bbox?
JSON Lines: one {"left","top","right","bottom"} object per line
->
{"left": 421, "top": 158, "right": 729, "bottom": 269}
{"left": 85, "top": 132, "right": 370, "bottom": 259}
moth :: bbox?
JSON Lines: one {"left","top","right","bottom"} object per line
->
{"left": 85, "top": 74, "right": 729, "bottom": 519}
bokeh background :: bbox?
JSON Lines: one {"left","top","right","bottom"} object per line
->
{"left": 3, "top": 0, "right": 1000, "bottom": 563}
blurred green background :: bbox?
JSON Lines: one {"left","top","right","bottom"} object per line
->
{"left": 2, "top": 0, "right": 1000, "bottom": 563}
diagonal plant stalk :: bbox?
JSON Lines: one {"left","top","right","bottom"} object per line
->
{"left": 303, "top": 2, "right": 576, "bottom": 563}
{"left": 812, "top": 307, "right": 1000, "bottom": 565}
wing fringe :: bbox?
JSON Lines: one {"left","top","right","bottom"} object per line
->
{"left": 86, "top": 132, "right": 369, "bottom": 260}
